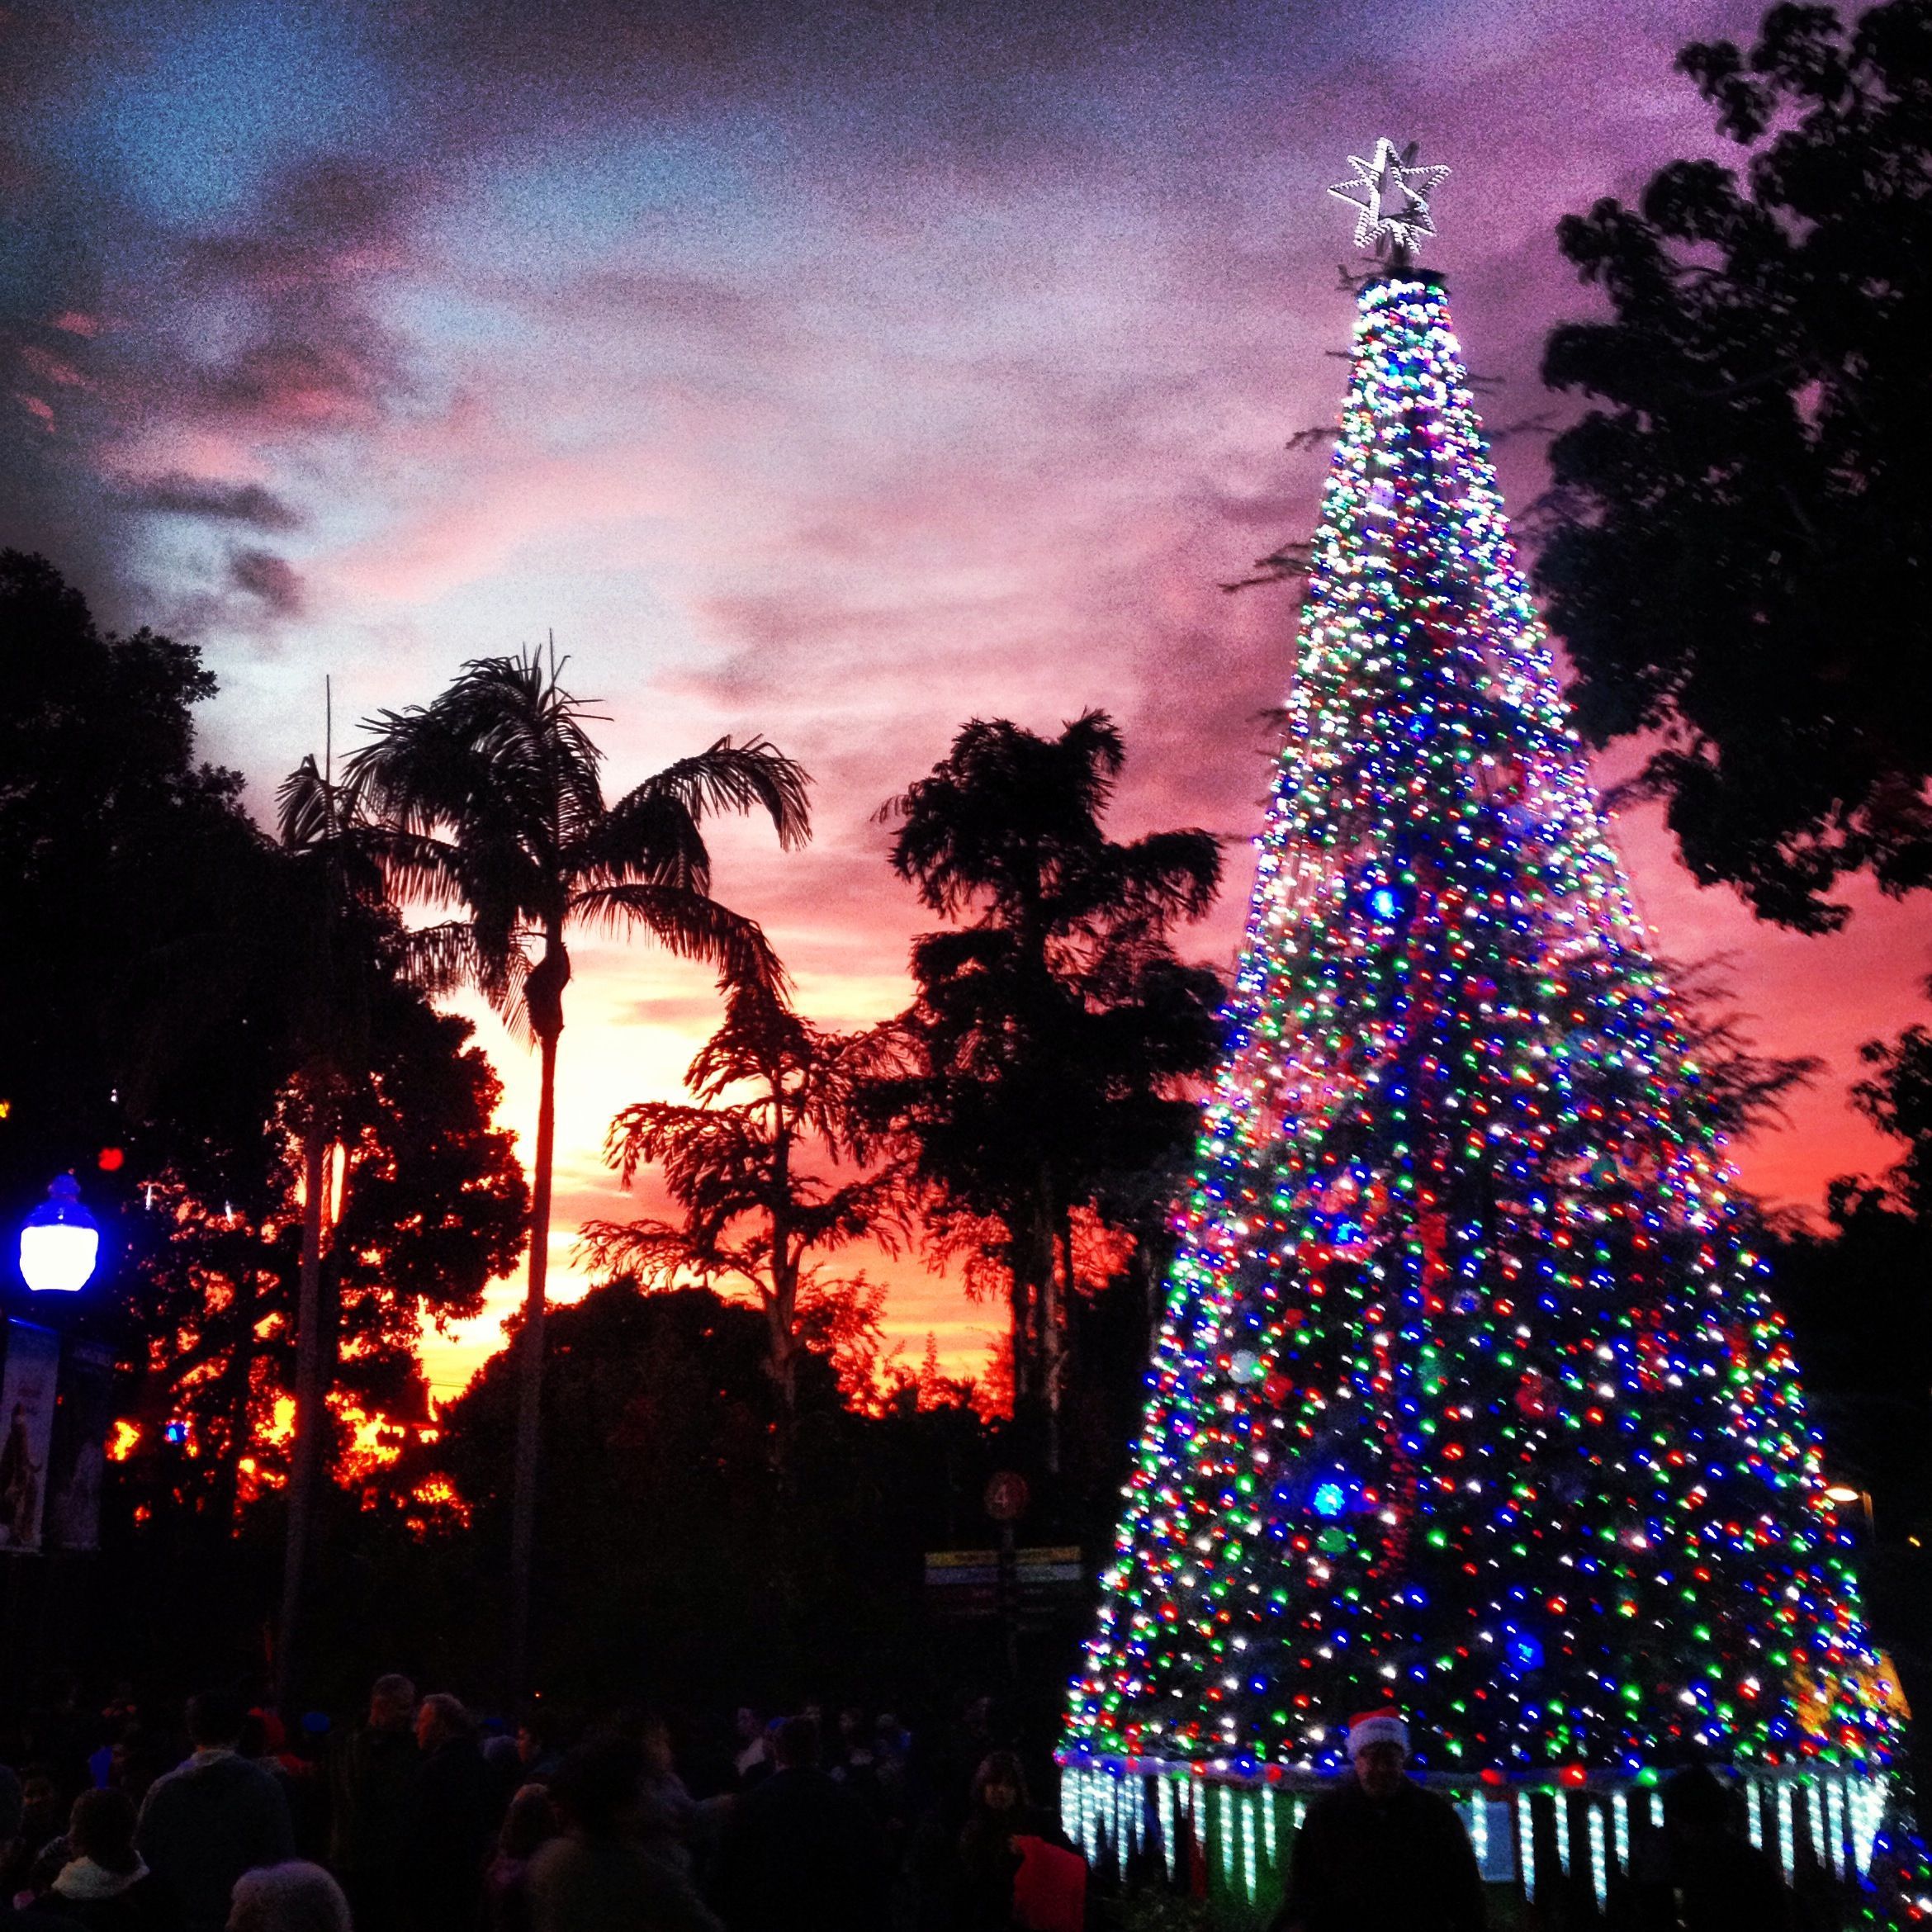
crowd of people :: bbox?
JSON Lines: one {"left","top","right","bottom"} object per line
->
{"left": 0, "top": 1683, "right": 1828, "bottom": 1932}
{"left": 0, "top": 1683, "right": 1082, "bottom": 1932}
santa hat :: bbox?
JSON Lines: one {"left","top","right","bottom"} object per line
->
{"left": 1346, "top": 1709, "right": 1409, "bottom": 1756}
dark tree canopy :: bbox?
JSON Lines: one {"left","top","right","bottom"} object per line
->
{"left": 0, "top": 548, "right": 272, "bottom": 1218}
{"left": 0, "top": 555, "right": 527, "bottom": 1531}
{"left": 866, "top": 712, "right": 1224, "bottom": 1448}
{"left": 1538, "top": 0, "right": 1932, "bottom": 930}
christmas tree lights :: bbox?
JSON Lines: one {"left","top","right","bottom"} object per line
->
{"left": 1060, "top": 148, "right": 1902, "bottom": 1903}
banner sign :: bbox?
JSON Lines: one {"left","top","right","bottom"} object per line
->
{"left": 47, "top": 1340, "right": 115, "bottom": 1552}
{"left": 0, "top": 1323, "right": 60, "bottom": 1552}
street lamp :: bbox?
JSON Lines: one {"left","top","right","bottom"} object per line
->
{"left": 18, "top": 1175, "right": 100, "bottom": 1295}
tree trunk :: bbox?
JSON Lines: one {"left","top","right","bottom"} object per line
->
{"left": 1007, "top": 1265, "right": 1032, "bottom": 1411}
{"left": 1046, "top": 1198, "right": 1077, "bottom": 1478}
{"left": 769, "top": 1125, "right": 799, "bottom": 1472}
{"left": 507, "top": 1025, "right": 559, "bottom": 1705}
{"left": 276, "top": 1125, "right": 329, "bottom": 1711}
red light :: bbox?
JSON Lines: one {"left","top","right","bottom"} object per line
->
{"left": 97, "top": 1147, "right": 124, "bottom": 1172}
{"left": 1559, "top": 1764, "right": 1587, "bottom": 1788}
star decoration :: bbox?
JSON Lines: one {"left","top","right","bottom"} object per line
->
{"left": 1328, "top": 139, "right": 1451, "bottom": 258}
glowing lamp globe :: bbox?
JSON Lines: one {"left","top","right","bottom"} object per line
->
{"left": 19, "top": 1175, "right": 100, "bottom": 1294}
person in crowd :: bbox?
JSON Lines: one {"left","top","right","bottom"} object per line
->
{"left": 325, "top": 1674, "right": 417, "bottom": 1932}
{"left": 401, "top": 1695, "right": 497, "bottom": 1932}
{"left": 225, "top": 1864, "right": 349, "bottom": 1932}
{"left": 481, "top": 1734, "right": 523, "bottom": 1798}
{"left": 828, "top": 1712, "right": 877, "bottom": 1808}
{"left": 512, "top": 1717, "right": 561, "bottom": 1787}
{"left": 955, "top": 1750, "right": 1063, "bottom": 1932}
{"left": 25, "top": 1838, "right": 71, "bottom": 1911}
{"left": 12, "top": 1773, "right": 66, "bottom": 1898}
{"left": 483, "top": 1787, "right": 556, "bottom": 1932}
{"left": 728, "top": 1712, "right": 767, "bottom": 1792}
{"left": 1269, "top": 1710, "right": 1485, "bottom": 1932}
{"left": 712, "top": 1717, "right": 886, "bottom": 1932}
{"left": 636, "top": 1720, "right": 695, "bottom": 1873}
{"left": 103, "top": 1733, "right": 171, "bottom": 1817}
{"left": 41, "top": 1790, "right": 174, "bottom": 1930}
{"left": 0, "top": 1769, "right": 69, "bottom": 1930}
{"left": 135, "top": 1692, "right": 294, "bottom": 1932}
{"left": 527, "top": 1738, "right": 718, "bottom": 1932}
{"left": 1619, "top": 1767, "right": 1796, "bottom": 1932}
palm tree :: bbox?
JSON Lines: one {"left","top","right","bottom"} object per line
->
{"left": 870, "top": 711, "right": 1222, "bottom": 1471}
{"left": 345, "top": 649, "right": 810, "bottom": 1696}
{"left": 272, "top": 746, "right": 390, "bottom": 1707}
{"left": 581, "top": 985, "right": 907, "bottom": 1460}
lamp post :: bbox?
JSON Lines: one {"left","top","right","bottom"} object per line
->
{"left": 17, "top": 1176, "right": 100, "bottom": 1295}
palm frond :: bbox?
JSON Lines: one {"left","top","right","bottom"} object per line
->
{"left": 575, "top": 1217, "right": 698, "bottom": 1285}
{"left": 620, "top": 738, "right": 812, "bottom": 851}
{"left": 571, "top": 883, "right": 787, "bottom": 997}
{"left": 582, "top": 787, "right": 717, "bottom": 896}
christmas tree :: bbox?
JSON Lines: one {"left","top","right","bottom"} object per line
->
{"left": 1059, "top": 142, "right": 1904, "bottom": 1907}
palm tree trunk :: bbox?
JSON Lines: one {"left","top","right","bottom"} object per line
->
{"left": 1043, "top": 1192, "right": 1073, "bottom": 1479}
{"left": 508, "top": 1027, "right": 559, "bottom": 1704}
{"left": 276, "top": 1125, "right": 329, "bottom": 1711}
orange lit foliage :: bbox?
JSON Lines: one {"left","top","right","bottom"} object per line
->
{"left": 113, "top": 1001, "right": 524, "bottom": 1528}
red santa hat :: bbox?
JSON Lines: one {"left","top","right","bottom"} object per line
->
{"left": 1346, "top": 1708, "right": 1410, "bottom": 1756}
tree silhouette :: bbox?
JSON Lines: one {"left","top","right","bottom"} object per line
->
{"left": 1538, "top": 0, "right": 1932, "bottom": 930}
{"left": 271, "top": 746, "right": 392, "bottom": 1704}
{"left": 343, "top": 648, "right": 809, "bottom": 1695}
{"left": 867, "top": 712, "right": 1223, "bottom": 1470}
{"left": 581, "top": 986, "right": 908, "bottom": 1470}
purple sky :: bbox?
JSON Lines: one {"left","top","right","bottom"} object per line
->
{"left": 5, "top": 0, "right": 1922, "bottom": 1396}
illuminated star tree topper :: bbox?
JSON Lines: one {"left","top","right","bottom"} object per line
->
{"left": 1328, "top": 137, "right": 1451, "bottom": 262}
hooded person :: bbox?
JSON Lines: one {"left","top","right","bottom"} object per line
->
{"left": 1270, "top": 1711, "right": 1486, "bottom": 1932}
{"left": 41, "top": 1790, "right": 175, "bottom": 1930}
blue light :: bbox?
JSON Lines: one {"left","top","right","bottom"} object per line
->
{"left": 1505, "top": 1628, "right": 1543, "bottom": 1672}
{"left": 1312, "top": 1481, "right": 1348, "bottom": 1518}
{"left": 1371, "top": 886, "right": 1400, "bottom": 919}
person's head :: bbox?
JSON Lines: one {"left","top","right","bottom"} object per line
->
{"left": 548, "top": 1738, "right": 645, "bottom": 1841}
{"left": 733, "top": 1707, "right": 762, "bottom": 1745}
{"left": 639, "top": 1716, "right": 675, "bottom": 1778}
{"left": 67, "top": 1789, "right": 138, "bottom": 1875}
{"left": 497, "top": 1784, "right": 557, "bottom": 1863}
{"left": 369, "top": 1674, "right": 415, "bottom": 1732}
{"left": 1662, "top": 1767, "right": 1739, "bottom": 1844}
{"left": 414, "top": 1693, "right": 471, "bottom": 1753}
{"left": 186, "top": 1688, "right": 247, "bottom": 1753}
{"left": 970, "top": 1750, "right": 1029, "bottom": 1815}
{"left": 227, "top": 1861, "right": 352, "bottom": 1932}
{"left": 773, "top": 1716, "right": 820, "bottom": 1773}
{"left": 108, "top": 1724, "right": 168, "bottom": 1805}
{"left": 1345, "top": 1710, "right": 1410, "bottom": 1798}
{"left": 839, "top": 1707, "right": 867, "bottom": 1745}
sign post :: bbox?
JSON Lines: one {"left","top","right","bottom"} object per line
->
{"left": 984, "top": 1472, "right": 1029, "bottom": 1683}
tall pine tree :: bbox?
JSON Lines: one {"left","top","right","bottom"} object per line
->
{"left": 1060, "top": 145, "right": 1901, "bottom": 1908}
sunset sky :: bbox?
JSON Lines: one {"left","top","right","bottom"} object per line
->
{"left": 5, "top": 0, "right": 1925, "bottom": 1402}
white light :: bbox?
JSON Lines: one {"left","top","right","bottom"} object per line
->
{"left": 1328, "top": 138, "right": 1451, "bottom": 258}
{"left": 19, "top": 1223, "right": 98, "bottom": 1295}
{"left": 18, "top": 1177, "right": 100, "bottom": 1294}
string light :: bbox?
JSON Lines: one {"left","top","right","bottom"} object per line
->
{"left": 1057, "top": 261, "right": 1898, "bottom": 1821}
